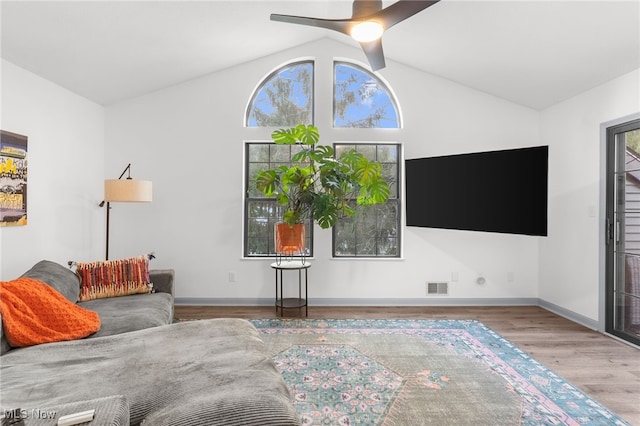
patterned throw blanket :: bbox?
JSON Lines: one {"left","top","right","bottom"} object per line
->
{"left": 0, "top": 277, "right": 100, "bottom": 347}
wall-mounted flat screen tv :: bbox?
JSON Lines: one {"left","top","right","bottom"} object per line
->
{"left": 405, "top": 146, "right": 548, "bottom": 236}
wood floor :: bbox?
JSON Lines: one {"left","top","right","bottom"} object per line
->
{"left": 174, "top": 305, "right": 640, "bottom": 425}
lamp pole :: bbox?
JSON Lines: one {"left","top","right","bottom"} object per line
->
{"left": 99, "top": 163, "right": 133, "bottom": 260}
{"left": 105, "top": 201, "right": 111, "bottom": 260}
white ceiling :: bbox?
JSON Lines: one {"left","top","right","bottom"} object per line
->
{"left": 1, "top": 0, "right": 639, "bottom": 110}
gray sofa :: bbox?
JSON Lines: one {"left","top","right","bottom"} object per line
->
{"left": 1, "top": 260, "right": 300, "bottom": 426}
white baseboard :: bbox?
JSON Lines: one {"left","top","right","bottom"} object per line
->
{"left": 537, "top": 299, "right": 600, "bottom": 331}
{"left": 175, "top": 297, "right": 538, "bottom": 307}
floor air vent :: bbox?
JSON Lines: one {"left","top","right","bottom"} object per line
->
{"left": 427, "top": 282, "right": 449, "bottom": 296}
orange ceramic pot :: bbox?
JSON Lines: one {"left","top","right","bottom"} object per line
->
{"left": 275, "top": 223, "right": 305, "bottom": 255}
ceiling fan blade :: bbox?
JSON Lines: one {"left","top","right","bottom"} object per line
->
{"left": 270, "top": 14, "right": 353, "bottom": 36}
{"left": 352, "top": 0, "right": 383, "bottom": 19}
{"left": 372, "top": 0, "right": 440, "bottom": 30}
{"left": 360, "top": 38, "right": 386, "bottom": 71}
{"left": 271, "top": 1, "right": 440, "bottom": 72}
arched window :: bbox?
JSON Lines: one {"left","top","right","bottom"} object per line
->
{"left": 334, "top": 62, "right": 400, "bottom": 128}
{"left": 246, "top": 60, "right": 314, "bottom": 127}
{"left": 244, "top": 59, "right": 401, "bottom": 258}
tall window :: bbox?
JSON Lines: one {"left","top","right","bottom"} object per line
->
{"left": 333, "top": 143, "right": 401, "bottom": 257}
{"left": 244, "top": 59, "right": 401, "bottom": 258}
{"left": 245, "top": 143, "right": 313, "bottom": 257}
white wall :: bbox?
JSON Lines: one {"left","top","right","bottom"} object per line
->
{"left": 105, "top": 39, "right": 542, "bottom": 304}
{"left": 0, "top": 60, "right": 105, "bottom": 280}
{"left": 539, "top": 69, "right": 640, "bottom": 322}
{"left": 4, "top": 39, "right": 635, "bottom": 322}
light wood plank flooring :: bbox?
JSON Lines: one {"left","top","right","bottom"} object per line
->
{"left": 174, "top": 305, "right": 640, "bottom": 425}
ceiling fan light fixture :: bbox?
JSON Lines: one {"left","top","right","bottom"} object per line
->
{"left": 350, "top": 21, "right": 384, "bottom": 42}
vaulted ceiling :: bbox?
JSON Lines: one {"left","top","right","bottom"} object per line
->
{"left": 1, "top": 1, "right": 638, "bottom": 110}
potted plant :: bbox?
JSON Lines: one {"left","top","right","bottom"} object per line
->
{"left": 252, "top": 124, "right": 391, "bottom": 255}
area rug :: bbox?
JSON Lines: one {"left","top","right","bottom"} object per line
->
{"left": 250, "top": 319, "right": 628, "bottom": 426}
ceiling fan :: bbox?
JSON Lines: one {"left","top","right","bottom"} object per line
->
{"left": 271, "top": 0, "right": 440, "bottom": 71}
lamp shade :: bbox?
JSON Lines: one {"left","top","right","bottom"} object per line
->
{"left": 104, "top": 179, "right": 152, "bottom": 202}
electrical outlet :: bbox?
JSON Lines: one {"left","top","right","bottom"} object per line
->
{"left": 507, "top": 271, "right": 514, "bottom": 283}
{"left": 228, "top": 271, "right": 236, "bottom": 283}
{"left": 451, "top": 272, "right": 459, "bottom": 282}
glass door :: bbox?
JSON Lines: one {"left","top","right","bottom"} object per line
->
{"left": 606, "top": 119, "right": 640, "bottom": 346}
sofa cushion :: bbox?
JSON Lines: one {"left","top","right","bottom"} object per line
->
{"left": 79, "top": 292, "right": 173, "bottom": 338}
{"left": 21, "top": 260, "right": 80, "bottom": 303}
{"left": 6, "top": 396, "right": 130, "bottom": 426}
{"left": 0, "top": 319, "right": 300, "bottom": 426}
{"left": 76, "top": 256, "right": 152, "bottom": 302}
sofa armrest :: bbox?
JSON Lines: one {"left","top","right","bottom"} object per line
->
{"left": 150, "top": 269, "right": 174, "bottom": 297}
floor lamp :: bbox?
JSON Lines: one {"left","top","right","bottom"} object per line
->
{"left": 99, "top": 163, "right": 152, "bottom": 260}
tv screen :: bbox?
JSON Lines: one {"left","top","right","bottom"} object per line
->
{"left": 405, "top": 146, "right": 548, "bottom": 236}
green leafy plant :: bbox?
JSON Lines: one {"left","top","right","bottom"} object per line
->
{"left": 252, "top": 124, "right": 391, "bottom": 229}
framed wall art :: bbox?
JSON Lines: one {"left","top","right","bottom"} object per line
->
{"left": 0, "top": 130, "right": 28, "bottom": 226}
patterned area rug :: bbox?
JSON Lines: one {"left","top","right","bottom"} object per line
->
{"left": 250, "top": 319, "right": 628, "bottom": 426}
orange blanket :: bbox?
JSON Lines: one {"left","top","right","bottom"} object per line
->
{"left": 0, "top": 277, "right": 101, "bottom": 347}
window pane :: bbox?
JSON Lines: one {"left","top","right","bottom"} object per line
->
{"left": 291, "top": 144, "right": 308, "bottom": 162}
{"left": 377, "top": 145, "right": 397, "bottom": 163}
{"left": 246, "top": 201, "right": 277, "bottom": 255}
{"left": 335, "top": 144, "right": 355, "bottom": 158}
{"left": 247, "top": 163, "right": 270, "bottom": 198}
{"left": 248, "top": 144, "right": 270, "bottom": 162}
{"left": 356, "top": 145, "right": 376, "bottom": 160}
{"left": 334, "top": 216, "right": 356, "bottom": 256}
{"left": 382, "top": 163, "right": 398, "bottom": 198}
{"left": 270, "top": 144, "right": 292, "bottom": 162}
{"left": 355, "top": 207, "right": 378, "bottom": 255}
{"left": 247, "top": 61, "right": 313, "bottom": 127}
{"left": 334, "top": 62, "right": 399, "bottom": 128}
